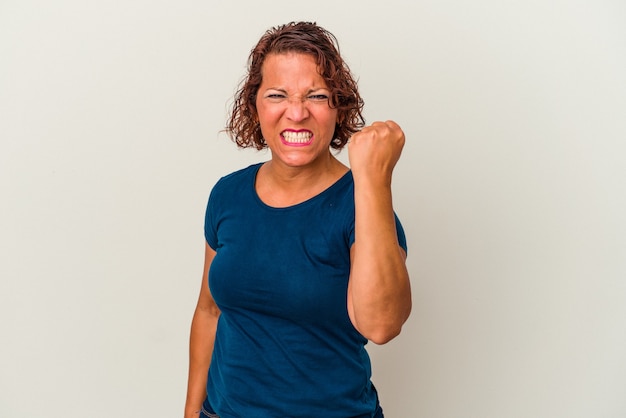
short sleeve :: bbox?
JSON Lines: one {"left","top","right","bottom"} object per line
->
{"left": 348, "top": 212, "right": 408, "bottom": 254}
{"left": 395, "top": 213, "right": 408, "bottom": 253}
{"left": 204, "top": 187, "right": 218, "bottom": 251}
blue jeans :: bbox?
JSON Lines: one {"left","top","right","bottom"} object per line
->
{"left": 199, "top": 397, "right": 384, "bottom": 417}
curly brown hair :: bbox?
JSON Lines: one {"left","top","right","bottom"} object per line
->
{"left": 226, "top": 22, "right": 365, "bottom": 150}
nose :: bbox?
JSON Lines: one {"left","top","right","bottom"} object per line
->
{"left": 285, "top": 97, "right": 310, "bottom": 122}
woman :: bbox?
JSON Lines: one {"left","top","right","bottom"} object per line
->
{"left": 184, "top": 22, "right": 411, "bottom": 418}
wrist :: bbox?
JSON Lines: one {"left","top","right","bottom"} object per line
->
{"left": 184, "top": 404, "right": 202, "bottom": 418}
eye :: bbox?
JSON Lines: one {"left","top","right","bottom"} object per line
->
{"left": 266, "top": 93, "right": 287, "bottom": 100}
{"left": 307, "top": 94, "right": 329, "bottom": 102}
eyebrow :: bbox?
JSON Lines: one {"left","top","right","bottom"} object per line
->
{"left": 264, "top": 87, "right": 330, "bottom": 94}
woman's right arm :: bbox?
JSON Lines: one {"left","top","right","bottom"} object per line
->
{"left": 184, "top": 242, "right": 220, "bottom": 418}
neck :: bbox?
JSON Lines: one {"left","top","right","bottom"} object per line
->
{"left": 256, "top": 154, "right": 348, "bottom": 207}
{"left": 267, "top": 153, "right": 343, "bottom": 184}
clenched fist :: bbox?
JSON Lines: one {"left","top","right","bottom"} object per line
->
{"left": 347, "top": 120, "right": 405, "bottom": 186}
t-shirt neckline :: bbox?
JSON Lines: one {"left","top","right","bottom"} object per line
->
{"left": 250, "top": 162, "right": 352, "bottom": 211}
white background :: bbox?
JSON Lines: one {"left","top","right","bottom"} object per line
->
{"left": 1, "top": 1, "right": 625, "bottom": 417}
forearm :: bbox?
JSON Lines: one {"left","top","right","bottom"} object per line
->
{"left": 184, "top": 306, "right": 219, "bottom": 418}
{"left": 348, "top": 177, "right": 411, "bottom": 344}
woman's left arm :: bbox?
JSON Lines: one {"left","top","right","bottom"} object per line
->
{"left": 347, "top": 120, "right": 412, "bottom": 345}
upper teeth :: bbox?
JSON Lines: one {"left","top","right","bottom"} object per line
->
{"left": 283, "top": 131, "right": 312, "bottom": 143}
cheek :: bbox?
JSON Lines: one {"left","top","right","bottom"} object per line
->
{"left": 257, "top": 105, "right": 282, "bottom": 124}
{"left": 325, "top": 111, "right": 339, "bottom": 131}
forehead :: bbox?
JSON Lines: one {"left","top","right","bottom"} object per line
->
{"left": 260, "top": 53, "right": 327, "bottom": 89}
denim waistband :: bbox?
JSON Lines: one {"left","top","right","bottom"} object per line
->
{"left": 199, "top": 396, "right": 384, "bottom": 417}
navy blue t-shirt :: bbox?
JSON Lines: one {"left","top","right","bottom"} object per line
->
{"left": 204, "top": 163, "right": 407, "bottom": 417}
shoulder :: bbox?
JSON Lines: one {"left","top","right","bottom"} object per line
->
{"left": 325, "top": 169, "right": 354, "bottom": 206}
{"left": 215, "top": 163, "right": 262, "bottom": 187}
{"left": 210, "top": 163, "right": 262, "bottom": 196}
{"left": 206, "top": 163, "right": 262, "bottom": 223}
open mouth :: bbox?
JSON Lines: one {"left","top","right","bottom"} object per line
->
{"left": 281, "top": 130, "right": 313, "bottom": 146}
